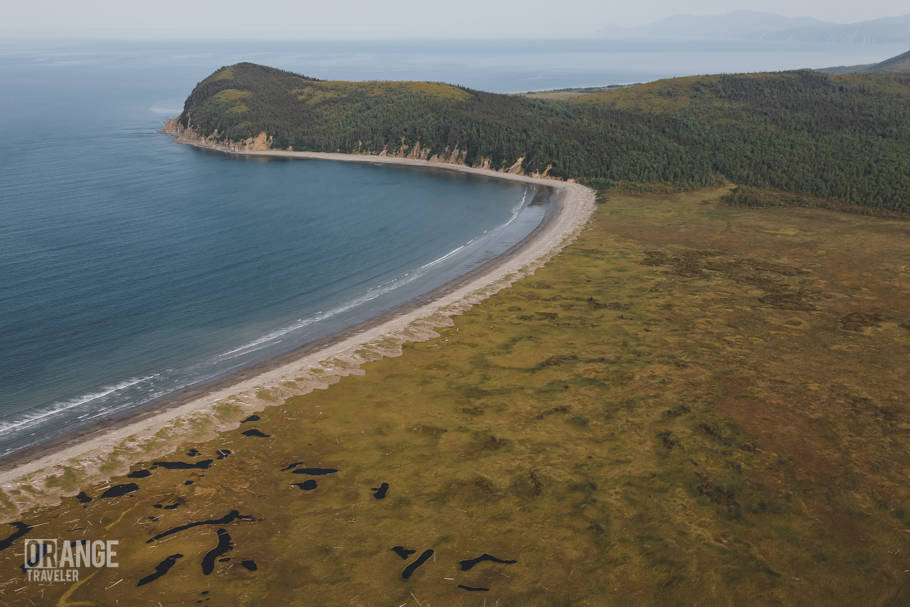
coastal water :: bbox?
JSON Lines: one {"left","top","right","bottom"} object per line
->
{"left": 0, "top": 38, "right": 902, "bottom": 458}
{"left": 0, "top": 43, "right": 548, "bottom": 458}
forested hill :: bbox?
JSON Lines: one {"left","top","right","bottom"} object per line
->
{"left": 175, "top": 62, "right": 910, "bottom": 213}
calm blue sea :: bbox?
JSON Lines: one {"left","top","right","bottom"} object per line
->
{"left": 0, "top": 39, "right": 901, "bottom": 458}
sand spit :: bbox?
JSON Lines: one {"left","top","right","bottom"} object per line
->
{"left": 0, "top": 139, "right": 595, "bottom": 520}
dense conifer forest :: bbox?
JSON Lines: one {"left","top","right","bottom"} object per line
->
{"left": 178, "top": 62, "right": 910, "bottom": 213}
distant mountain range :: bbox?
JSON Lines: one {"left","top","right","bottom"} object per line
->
{"left": 600, "top": 11, "right": 910, "bottom": 45}
{"left": 821, "top": 49, "right": 910, "bottom": 73}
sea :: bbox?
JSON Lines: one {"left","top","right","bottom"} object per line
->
{"left": 0, "top": 38, "right": 902, "bottom": 458}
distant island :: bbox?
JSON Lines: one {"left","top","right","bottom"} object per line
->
{"left": 168, "top": 59, "right": 910, "bottom": 214}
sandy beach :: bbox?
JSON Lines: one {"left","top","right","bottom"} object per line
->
{"left": 0, "top": 140, "right": 595, "bottom": 519}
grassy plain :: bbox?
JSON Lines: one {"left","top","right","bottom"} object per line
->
{"left": 1, "top": 187, "right": 908, "bottom": 606}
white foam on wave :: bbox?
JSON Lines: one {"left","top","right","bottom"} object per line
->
{"left": 215, "top": 186, "right": 533, "bottom": 363}
{"left": 418, "top": 243, "right": 467, "bottom": 271}
{"left": 504, "top": 187, "right": 529, "bottom": 227}
{"left": 0, "top": 185, "right": 536, "bottom": 443}
{"left": 0, "top": 375, "right": 158, "bottom": 436}
{"left": 214, "top": 263, "right": 431, "bottom": 362}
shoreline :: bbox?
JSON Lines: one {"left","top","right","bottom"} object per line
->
{"left": 0, "top": 139, "right": 595, "bottom": 519}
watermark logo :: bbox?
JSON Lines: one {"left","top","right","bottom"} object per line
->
{"left": 23, "top": 539, "right": 118, "bottom": 583}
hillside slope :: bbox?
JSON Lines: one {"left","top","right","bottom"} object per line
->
{"left": 175, "top": 62, "right": 910, "bottom": 213}
{"left": 876, "top": 49, "right": 910, "bottom": 72}
{"left": 823, "top": 49, "right": 910, "bottom": 74}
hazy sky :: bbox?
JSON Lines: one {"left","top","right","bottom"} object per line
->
{"left": 3, "top": 0, "right": 908, "bottom": 38}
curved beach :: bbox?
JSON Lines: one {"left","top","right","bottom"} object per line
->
{"left": 0, "top": 144, "right": 595, "bottom": 518}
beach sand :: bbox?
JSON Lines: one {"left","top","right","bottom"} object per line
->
{"left": 0, "top": 142, "right": 595, "bottom": 520}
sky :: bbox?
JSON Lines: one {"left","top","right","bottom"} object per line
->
{"left": 2, "top": 0, "right": 908, "bottom": 39}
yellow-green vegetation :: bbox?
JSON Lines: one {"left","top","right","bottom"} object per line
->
{"left": 204, "top": 66, "right": 235, "bottom": 82}
{"left": 211, "top": 90, "right": 252, "bottom": 102}
{"left": 206, "top": 88, "right": 251, "bottom": 115}
{"left": 42, "top": 467, "right": 78, "bottom": 492}
{"left": 570, "top": 74, "right": 724, "bottom": 111}
{"left": 292, "top": 80, "right": 470, "bottom": 105}
{"left": 2, "top": 187, "right": 908, "bottom": 605}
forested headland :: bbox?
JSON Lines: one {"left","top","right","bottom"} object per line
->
{"left": 175, "top": 62, "right": 910, "bottom": 214}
